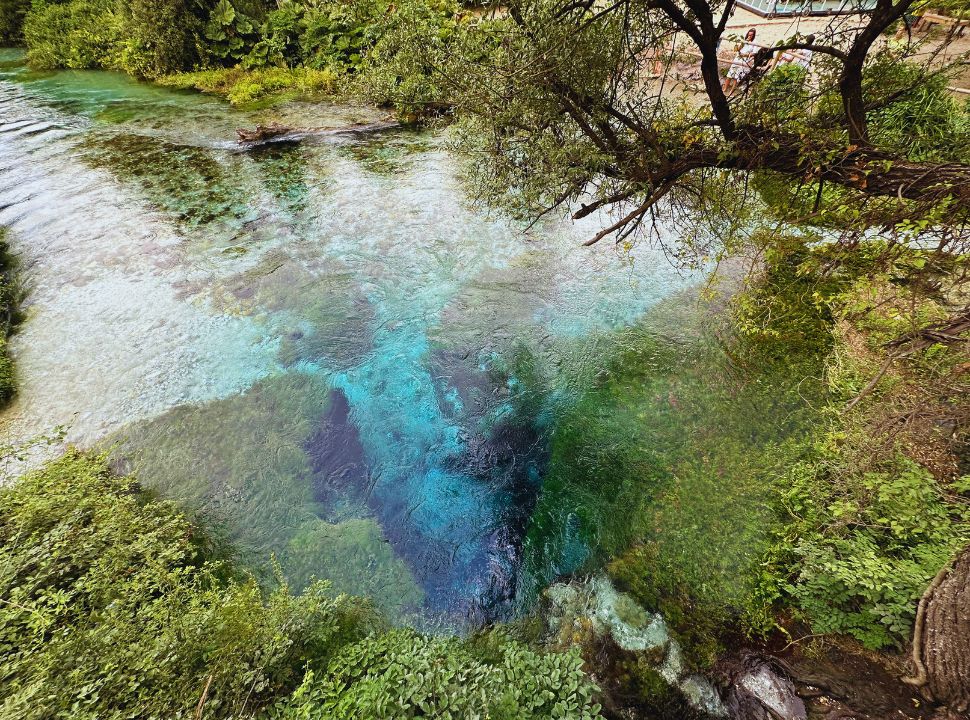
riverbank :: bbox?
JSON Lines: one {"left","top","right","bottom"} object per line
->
{"left": 157, "top": 66, "right": 344, "bottom": 106}
{"left": 3, "top": 0, "right": 460, "bottom": 121}
{"left": 0, "top": 227, "right": 19, "bottom": 407}
{"left": 0, "top": 451, "right": 603, "bottom": 719}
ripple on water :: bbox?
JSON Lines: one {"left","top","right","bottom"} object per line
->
{"left": 0, "top": 56, "right": 700, "bottom": 629}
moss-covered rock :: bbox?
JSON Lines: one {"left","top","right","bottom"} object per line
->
{"left": 544, "top": 576, "right": 726, "bottom": 718}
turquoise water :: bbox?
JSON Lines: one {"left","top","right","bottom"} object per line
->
{"left": 0, "top": 50, "right": 700, "bottom": 628}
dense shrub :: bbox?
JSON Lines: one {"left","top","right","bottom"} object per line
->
{"left": 0, "top": 451, "right": 381, "bottom": 719}
{"left": 0, "top": 0, "right": 31, "bottom": 44}
{"left": 864, "top": 61, "right": 970, "bottom": 163}
{"left": 23, "top": 0, "right": 119, "bottom": 70}
{"left": 290, "top": 0, "right": 375, "bottom": 71}
{"left": 203, "top": 0, "right": 259, "bottom": 65}
{"left": 18, "top": 0, "right": 463, "bottom": 116}
{"left": 116, "top": 0, "right": 197, "bottom": 77}
{"left": 268, "top": 629, "right": 601, "bottom": 719}
{"left": 781, "top": 456, "right": 967, "bottom": 649}
{"left": 0, "top": 451, "right": 604, "bottom": 718}
{"left": 742, "top": 247, "right": 970, "bottom": 650}
{"left": 355, "top": 0, "right": 461, "bottom": 118}
{"left": 761, "top": 274, "right": 970, "bottom": 649}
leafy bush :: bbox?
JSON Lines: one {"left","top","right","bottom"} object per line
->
{"left": 238, "top": 0, "right": 398, "bottom": 73}
{"left": 0, "top": 0, "right": 30, "bottom": 43}
{"left": 752, "top": 262, "right": 970, "bottom": 649}
{"left": 115, "top": 0, "right": 196, "bottom": 77}
{"left": 0, "top": 451, "right": 605, "bottom": 719}
{"left": 740, "top": 62, "right": 810, "bottom": 130}
{"left": 23, "top": 0, "right": 120, "bottom": 70}
{"left": 267, "top": 629, "right": 602, "bottom": 719}
{"left": 355, "top": 0, "right": 462, "bottom": 118}
{"left": 203, "top": 0, "right": 258, "bottom": 65}
{"left": 777, "top": 452, "right": 968, "bottom": 649}
{"left": 243, "top": 0, "right": 307, "bottom": 68}
{"left": 865, "top": 61, "right": 970, "bottom": 163}
{"left": 0, "top": 451, "right": 380, "bottom": 719}
{"left": 295, "top": 0, "right": 376, "bottom": 71}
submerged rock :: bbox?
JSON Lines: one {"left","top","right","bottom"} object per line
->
{"left": 236, "top": 122, "right": 291, "bottom": 143}
{"left": 235, "top": 120, "right": 400, "bottom": 146}
{"left": 545, "top": 576, "right": 727, "bottom": 717}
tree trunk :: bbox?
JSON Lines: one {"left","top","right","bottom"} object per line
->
{"left": 699, "top": 139, "right": 970, "bottom": 205}
{"left": 904, "top": 547, "right": 970, "bottom": 714}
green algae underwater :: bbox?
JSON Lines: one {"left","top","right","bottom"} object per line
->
{"left": 0, "top": 48, "right": 820, "bottom": 646}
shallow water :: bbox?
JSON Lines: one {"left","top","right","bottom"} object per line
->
{"left": 0, "top": 49, "right": 700, "bottom": 628}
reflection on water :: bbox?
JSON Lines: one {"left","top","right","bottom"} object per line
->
{"left": 0, "top": 49, "right": 698, "bottom": 628}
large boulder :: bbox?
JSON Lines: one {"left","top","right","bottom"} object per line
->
{"left": 717, "top": 652, "right": 806, "bottom": 720}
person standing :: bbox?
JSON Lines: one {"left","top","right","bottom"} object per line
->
{"left": 723, "top": 28, "right": 759, "bottom": 93}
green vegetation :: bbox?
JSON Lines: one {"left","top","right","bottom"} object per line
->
{"left": 0, "top": 451, "right": 603, "bottom": 719}
{"left": 514, "top": 233, "right": 969, "bottom": 665}
{"left": 451, "top": 0, "right": 970, "bottom": 673}
{"left": 269, "top": 629, "right": 599, "bottom": 719}
{"left": 21, "top": 0, "right": 113, "bottom": 70}
{"left": 0, "top": 227, "right": 21, "bottom": 407}
{"left": 110, "top": 372, "right": 425, "bottom": 615}
{"left": 158, "top": 65, "right": 340, "bottom": 105}
{"left": 0, "top": 0, "right": 30, "bottom": 44}
{"left": 5, "top": 0, "right": 970, "bottom": 708}
{"left": 758, "top": 257, "right": 970, "bottom": 650}
{"left": 455, "top": 0, "right": 970, "bottom": 243}
{"left": 518, "top": 261, "right": 828, "bottom": 666}
{"left": 15, "top": 0, "right": 465, "bottom": 116}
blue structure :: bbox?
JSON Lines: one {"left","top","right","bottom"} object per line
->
{"left": 737, "top": 0, "right": 876, "bottom": 15}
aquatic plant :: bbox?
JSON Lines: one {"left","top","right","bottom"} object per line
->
{"left": 497, "top": 258, "right": 832, "bottom": 662}
{"left": 110, "top": 372, "right": 425, "bottom": 615}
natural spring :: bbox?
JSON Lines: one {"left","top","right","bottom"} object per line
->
{"left": 0, "top": 48, "right": 720, "bottom": 631}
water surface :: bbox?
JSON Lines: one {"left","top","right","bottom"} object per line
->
{"left": 0, "top": 49, "right": 699, "bottom": 628}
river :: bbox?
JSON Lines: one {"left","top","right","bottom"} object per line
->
{"left": 0, "top": 49, "right": 702, "bottom": 630}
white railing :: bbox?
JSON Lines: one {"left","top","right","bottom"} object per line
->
{"left": 737, "top": 0, "right": 876, "bottom": 15}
